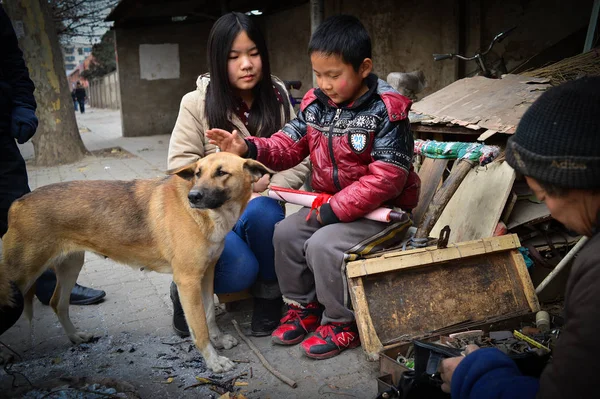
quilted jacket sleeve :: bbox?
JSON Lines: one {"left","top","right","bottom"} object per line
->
{"left": 325, "top": 117, "right": 413, "bottom": 223}
{"left": 246, "top": 109, "right": 311, "bottom": 172}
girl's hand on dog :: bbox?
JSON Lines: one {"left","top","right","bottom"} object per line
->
{"left": 206, "top": 129, "right": 248, "bottom": 156}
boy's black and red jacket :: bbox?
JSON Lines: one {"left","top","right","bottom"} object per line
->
{"left": 246, "top": 74, "right": 420, "bottom": 224}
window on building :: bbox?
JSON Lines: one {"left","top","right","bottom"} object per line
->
{"left": 65, "top": 56, "right": 75, "bottom": 62}
{"left": 65, "top": 63, "right": 77, "bottom": 70}
{"left": 65, "top": 47, "right": 74, "bottom": 54}
{"left": 78, "top": 48, "right": 83, "bottom": 55}
{"left": 84, "top": 47, "right": 92, "bottom": 53}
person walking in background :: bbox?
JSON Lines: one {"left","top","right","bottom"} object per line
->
{"left": 71, "top": 87, "right": 78, "bottom": 111}
{"left": 74, "top": 81, "right": 86, "bottom": 113}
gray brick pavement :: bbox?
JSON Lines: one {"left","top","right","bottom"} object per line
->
{"left": 1, "top": 108, "right": 378, "bottom": 399}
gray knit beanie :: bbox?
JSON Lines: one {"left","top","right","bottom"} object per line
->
{"left": 505, "top": 76, "right": 600, "bottom": 189}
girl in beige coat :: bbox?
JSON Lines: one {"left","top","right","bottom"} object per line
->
{"left": 167, "top": 12, "right": 309, "bottom": 337}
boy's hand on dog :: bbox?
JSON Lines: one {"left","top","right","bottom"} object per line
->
{"left": 253, "top": 174, "right": 270, "bottom": 193}
{"left": 206, "top": 129, "right": 248, "bottom": 156}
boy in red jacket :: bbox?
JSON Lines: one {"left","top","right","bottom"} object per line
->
{"left": 207, "top": 15, "right": 420, "bottom": 359}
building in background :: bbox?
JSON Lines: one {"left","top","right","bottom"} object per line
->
{"left": 62, "top": 42, "right": 93, "bottom": 78}
{"left": 67, "top": 54, "right": 95, "bottom": 90}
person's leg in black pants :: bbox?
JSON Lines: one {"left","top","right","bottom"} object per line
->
{"left": 0, "top": 134, "right": 105, "bottom": 308}
{"left": 0, "top": 134, "right": 27, "bottom": 335}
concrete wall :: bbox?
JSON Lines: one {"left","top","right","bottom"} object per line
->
{"left": 115, "top": 21, "right": 212, "bottom": 137}
{"left": 264, "top": 4, "right": 313, "bottom": 99}
{"left": 265, "top": 0, "right": 460, "bottom": 99}
{"left": 264, "top": 0, "right": 593, "bottom": 100}
{"left": 112, "top": 0, "right": 593, "bottom": 137}
{"left": 89, "top": 71, "right": 121, "bottom": 109}
{"left": 476, "top": 0, "right": 593, "bottom": 73}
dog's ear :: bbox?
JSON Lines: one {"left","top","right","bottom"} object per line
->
{"left": 243, "top": 159, "right": 274, "bottom": 183}
{"left": 166, "top": 162, "right": 197, "bottom": 180}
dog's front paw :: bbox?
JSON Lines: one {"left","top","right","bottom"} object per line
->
{"left": 206, "top": 354, "right": 235, "bottom": 373}
{"left": 68, "top": 331, "right": 95, "bottom": 344}
{"left": 212, "top": 333, "right": 238, "bottom": 349}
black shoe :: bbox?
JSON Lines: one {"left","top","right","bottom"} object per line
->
{"left": 69, "top": 284, "right": 106, "bottom": 305}
{"left": 35, "top": 270, "right": 106, "bottom": 306}
{"left": 251, "top": 297, "right": 283, "bottom": 337}
{"left": 170, "top": 281, "right": 190, "bottom": 337}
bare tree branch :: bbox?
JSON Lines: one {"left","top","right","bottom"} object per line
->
{"left": 50, "top": 0, "right": 119, "bottom": 41}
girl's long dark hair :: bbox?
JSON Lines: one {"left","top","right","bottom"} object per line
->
{"left": 205, "top": 12, "right": 289, "bottom": 138}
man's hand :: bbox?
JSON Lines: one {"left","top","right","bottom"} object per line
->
{"left": 206, "top": 128, "right": 248, "bottom": 156}
{"left": 439, "top": 344, "right": 480, "bottom": 393}
{"left": 11, "top": 107, "right": 38, "bottom": 144}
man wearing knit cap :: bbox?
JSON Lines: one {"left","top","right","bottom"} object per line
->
{"left": 439, "top": 76, "right": 600, "bottom": 399}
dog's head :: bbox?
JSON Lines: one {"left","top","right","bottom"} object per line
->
{"left": 167, "top": 152, "right": 273, "bottom": 209}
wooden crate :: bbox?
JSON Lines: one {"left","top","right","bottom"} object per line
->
{"left": 346, "top": 234, "right": 540, "bottom": 360}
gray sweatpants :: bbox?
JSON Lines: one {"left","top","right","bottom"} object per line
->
{"left": 273, "top": 207, "right": 412, "bottom": 324}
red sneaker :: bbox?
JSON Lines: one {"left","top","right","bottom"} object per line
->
{"left": 300, "top": 321, "right": 360, "bottom": 359}
{"left": 271, "top": 302, "right": 323, "bottom": 345}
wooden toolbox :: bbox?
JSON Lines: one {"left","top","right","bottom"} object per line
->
{"left": 345, "top": 234, "right": 540, "bottom": 362}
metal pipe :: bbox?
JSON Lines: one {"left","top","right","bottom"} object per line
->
{"left": 535, "top": 236, "right": 589, "bottom": 295}
{"left": 583, "top": 0, "right": 600, "bottom": 52}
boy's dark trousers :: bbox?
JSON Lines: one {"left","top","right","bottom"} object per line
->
{"left": 78, "top": 100, "right": 85, "bottom": 113}
{"left": 273, "top": 207, "right": 412, "bottom": 324}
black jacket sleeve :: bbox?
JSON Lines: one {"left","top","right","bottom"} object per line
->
{"left": 0, "top": 5, "right": 37, "bottom": 112}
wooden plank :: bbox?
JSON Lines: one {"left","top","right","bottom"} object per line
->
{"left": 414, "top": 159, "right": 476, "bottom": 240}
{"left": 507, "top": 200, "right": 551, "bottom": 230}
{"left": 216, "top": 290, "right": 252, "bottom": 304}
{"left": 347, "top": 276, "right": 384, "bottom": 361}
{"left": 346, "top": 234, "right": 520, "bottom": 278}
{"left": 411, "top": 75, "right": 551, "bottom": 134}
{"left": 358, "top": 251, "right": 537, "bottom": 346}
{"left": 430, "top": 161, "right": 516, "bottom": 243}
{"left": 501, "top": 192, "right": 518, "bottom": 223}
{"left": 477, "top": 129, "right": 498, "bottom": 141}
{"left": 411, "top": 124, "right": 482, "bottom": 136}
{"left": 412, "top": 158, "right": 448, "bottom": 226}
{"left": 510, "top": 249, "right": 541, "bottom": 313}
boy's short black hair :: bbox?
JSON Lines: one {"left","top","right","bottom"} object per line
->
{"left": 308, "top": 14, "right": 372, "bottom": 71}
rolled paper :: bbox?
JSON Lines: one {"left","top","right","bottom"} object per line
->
{"left": 267, "top": 186, "right": 407, "bottom": 223}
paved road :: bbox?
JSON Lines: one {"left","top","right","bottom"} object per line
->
{"left": 1, "top": 108, "right": 379, "bottom": 399}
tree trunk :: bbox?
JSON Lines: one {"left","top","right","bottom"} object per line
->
{"left": 4, "top": 0, "right": 87, "bottom": 166}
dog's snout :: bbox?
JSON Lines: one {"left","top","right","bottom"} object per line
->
{"left": 188, "top": 190, "right": 204, "bottom": 204}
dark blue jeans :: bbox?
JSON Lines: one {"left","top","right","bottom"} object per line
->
{"left": 213, "top": 196, "right": 284, "bottom": 294}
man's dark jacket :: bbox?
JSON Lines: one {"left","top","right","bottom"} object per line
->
{"left": 0, "top": 5, "right": 36, "bottom": 135}
{"left": 450, "top": 217, "right": 600, "bottom": 398}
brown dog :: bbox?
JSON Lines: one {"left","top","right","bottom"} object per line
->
{"left": 0, "top": 152, "right": 272, "bottom": 373}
